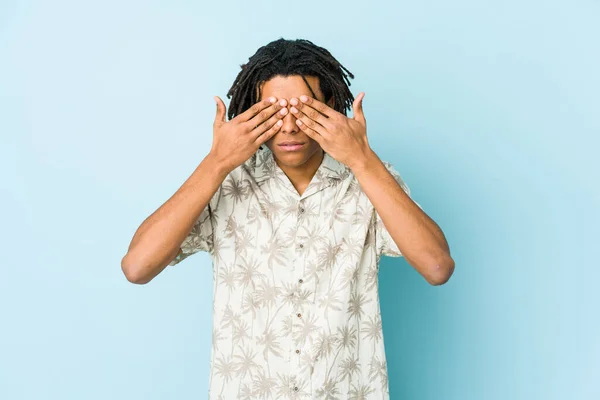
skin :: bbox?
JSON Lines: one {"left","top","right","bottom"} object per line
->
{"left": 259, "top": 75, "right": 333, "bottom": 195}
{"left": 266, "top": 79, "right": 455, "bottom": 285}
{"left": 122, "top": 73, "right": 454, "bottom": 286}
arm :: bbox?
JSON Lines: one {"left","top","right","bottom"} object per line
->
{"left": 288, "top": 93, "right": 454, "bottom": 286}
{"left": 121, "top": 95, "right": 288, "bottom": 284}
{"left": 121, "top": 153, "right": 229, "bottom": 284}
{"left": 351, "top": 150, "right": 454, "bottom": 285}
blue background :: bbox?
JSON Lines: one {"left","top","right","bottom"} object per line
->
{"left": 2, "top": 0, "right": 599, "bottom": 399}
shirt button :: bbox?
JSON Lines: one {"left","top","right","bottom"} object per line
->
{"left": 293, "top": 386, "right": 299, "bottom": 392}
{"left": 299, "top": 243, "right": 304, "bottom": 248}
{"left": 295, "top": 349, "right": 300, "bottom": 354}
{"left": 299, "top": 207, "right": 305, "bottom": 213}
{"left": 297, "top": 313, "right": 302, "bottom": 318}
{"left": 298, "top": 278, "right": 303, "bottom": 284}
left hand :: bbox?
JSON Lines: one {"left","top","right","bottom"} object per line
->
{"left": 289, "top": 92, "right": 372, "bottom": 170}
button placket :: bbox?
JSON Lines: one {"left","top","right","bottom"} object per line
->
{"left": 290, "top": 200, "right": 306, "bottom": 376}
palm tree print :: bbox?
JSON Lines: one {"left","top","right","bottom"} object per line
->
{"left": 260, "top": 234, "right": 288, "bottom": 271}
{"left": 222, "top": 177, "right": 248, "bottom": 205}
{"left": 347, "top": 292, "right": 370, "bottom": 320}
{"left": 368, "top": 356, "right": 389, "bottom": 392}
{"left": 251, "top": 369, "right": 277, "bottom": 398}
{"left": 236, "top": 255, "right": 266, "bottom": 291}
{"left": 317, "top": 241, "right": 343, "bottom": 271}
{"left": 169, "top": 147, "right": 419, "bottom": 398}
{"left": 316, "top": 378, "right": 341, "bottom": 400}
{"left": 349, "top": 383, "right": 376, "bottom": 400}
{"left": 338, "top": 355, "right": 360, "bottom": 383}
{"left": 233, "top": 345, "right": 261, "bottom": 380}
{"left": 256, "top": 327, "right": 283, "bottom": 361}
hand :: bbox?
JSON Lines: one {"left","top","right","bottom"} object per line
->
{"left": 210, "top": 96, "right": 289, "bottom": 172}
{"left": 289, "top": 92, "right": 372, "bottom": 170}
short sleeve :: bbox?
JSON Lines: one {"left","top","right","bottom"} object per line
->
{"left": 374, "top": 161, "right": 423, "bottom": 258}
{"left": 168, "top": 184, "right": 222, "bottom": 266}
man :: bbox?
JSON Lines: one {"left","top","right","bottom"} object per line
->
{"left": 122, "top": 38, "right": 454, "bottom": 399}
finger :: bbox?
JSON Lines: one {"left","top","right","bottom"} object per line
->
{"left": 238, "top": 97, "right": 279, "bottom": 122}
{"left": 248, "top": 98, "right": 287, "bottom": 130}
{"left": 352, "top": 92, "right": 366, "bottom": 124}
{"left": 290, "top": 106, "right": 328, "bottom": 136}
{"left": 214, "top": 96, "right": 227, "bottom": 125}
{"left": 290, "top": 98, "right": 333, "bottom": 129}
{"left": 296, "top": 118, "right": 324, "bottom": 146}
{"left": 255, "top": 119, "right": 284, "bottom": 146}
{"left": 251, "top": 105, "right": 288, "bottom": 139}
{"left": 298, "top": 95, "right": 340, "bottom": 119}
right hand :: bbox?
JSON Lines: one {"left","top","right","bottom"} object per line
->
{"left": 210, "top": 96, "right": 288, "bottom": 172}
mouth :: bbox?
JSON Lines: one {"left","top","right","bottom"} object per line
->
{"left": 278, "top": 142, "right": 305, "bottom": 152}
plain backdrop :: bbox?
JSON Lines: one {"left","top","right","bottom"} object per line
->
{"left": 1, "top": 0, "right": 599, "bottom": 399}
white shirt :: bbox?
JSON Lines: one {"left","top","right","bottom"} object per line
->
{"left": 169, "top": 146, "right": 420, "bottom": 399}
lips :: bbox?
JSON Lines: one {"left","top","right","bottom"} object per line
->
{"left": 278, "top": 142, "right": 304, "bottom": 146}
{"left": 278, "top": 142, "right": 306, "bottom": 152}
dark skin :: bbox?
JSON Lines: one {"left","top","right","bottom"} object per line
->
{"left": 283, "top": 86, "right": 455, "bottom": 285}
{"left": 259, "top": 75, "right": 335, "bottom": 195}
{"left": 220, "top": 74, "right": 454, "bottom": 285}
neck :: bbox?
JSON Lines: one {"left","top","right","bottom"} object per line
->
{"left": 275, "top": 148, "right": 324, "bottom": 195}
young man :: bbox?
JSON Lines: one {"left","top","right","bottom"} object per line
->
{"left": 122, "top": 38, "right": 454, "bottom": 399}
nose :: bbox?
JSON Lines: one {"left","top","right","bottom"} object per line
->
{"left": 280, "top": 106, "right": 300, "bottom": 134}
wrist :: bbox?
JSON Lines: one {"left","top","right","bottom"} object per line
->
{"left": 205, "top": 152, "right": 233, "bottom": 177}
{"left": 348, "top": 148, "right": 378, "bottom": 175}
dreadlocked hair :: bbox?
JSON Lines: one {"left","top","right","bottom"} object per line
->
{"left": 226, "top": 38, "right": 355, "bottom": 121}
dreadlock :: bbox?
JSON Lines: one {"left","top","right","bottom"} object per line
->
{"left": 226, "top": 38, "right": 355, "bottom": 121}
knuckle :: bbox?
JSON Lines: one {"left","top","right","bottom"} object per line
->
{"left": 251, "top": 104, "right": 260, "bottom": 114}
{"left": 260, "top": 110, "right": 269, "bottom": 120}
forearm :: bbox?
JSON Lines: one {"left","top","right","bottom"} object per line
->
{"left": 350, "top": 150, "right": 454, "bottom": 285}
{"left": 121, "top": 152, "right": 230, "bottom": 283}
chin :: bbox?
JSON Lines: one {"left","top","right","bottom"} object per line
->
{"left": 273, "top": 150, "right": 310, "bottom": 165}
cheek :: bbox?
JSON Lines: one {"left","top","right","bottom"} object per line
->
{"left": 307, "top": 138, "right": 321, "bottom": 151}
{"left": 264, "top": 135, "right": 277, "bottom": 150}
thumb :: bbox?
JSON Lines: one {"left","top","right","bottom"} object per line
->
{"left": 352, "top": 92, "right": 366, "bottom": 123}
{"left": 214, "top": 96, "right": 227, "bottom": 125}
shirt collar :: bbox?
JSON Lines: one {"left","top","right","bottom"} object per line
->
{"left": 250, "top": 146, "right": 348, "bottom": 185}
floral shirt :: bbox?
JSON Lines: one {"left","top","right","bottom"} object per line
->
{"left": 169, "top": 146, "right": 421, "bottom": 399}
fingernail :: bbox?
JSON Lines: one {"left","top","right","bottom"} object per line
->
{"left": 300, "top": 95, "right": 308, "bottom": 102}
{"left": 279, "top": 99, "right": 287, "bottom": 107}
{"left": 269, "top": 97, "right": 276, "bottom": 103}
{"left": 291, "top": 107, "right": 298, "bottom": 114}
{"left": 280, "top": 108, "right": 288, "bottom": 115}
{"left": 296, "top": 119, "right": 303, "bottom": 126}
{"left": 290, "top": 98, "right": 298, "bottom": 106}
